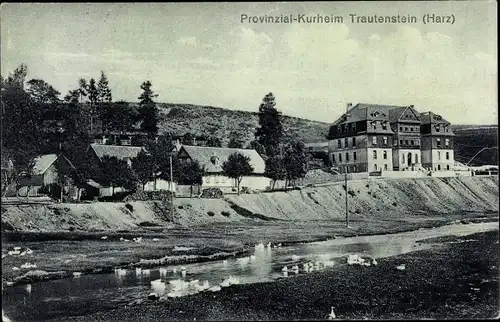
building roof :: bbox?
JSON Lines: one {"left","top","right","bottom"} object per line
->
{"left": 178, "top": 145, "right": 265, "bottom": 174}
{"left": 332, "top": 103, "right": 409, "bottom": 125}
{"left": 32, "top": 154, "right": 59, "bottom": 175}
{"left": 419, "top": 111, "right": 451, "bottom": 125}
{"left": 90, "top": 144, "right": 144, "bottom": 160}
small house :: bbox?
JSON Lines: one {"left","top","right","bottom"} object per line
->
{"left": 177, "top": 145, "right": 269, "bottom": 192}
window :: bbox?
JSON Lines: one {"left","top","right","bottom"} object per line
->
{"left": 401, "top": 154, "right": 405, "bottom": 164}
{"left": 399, "top": 126, "right": 403, "bottom": 131}
{"left": 352, "top": 123, "right": 356, "bottom": 131}
{"left": 372, "top": 122, "right": 377, "bottom": 130}
{"left": 372, "top": 137, "right": 377, "bottom": 145}
{"left": 339, "top": 154, "right": 342, "bottom": 162}
{"left": 436, "top": 125, "right": 440, "bottom": 132}
{"left": 352, "top": 137, "right": 356, "bottom": 147}
{"left": 383, "top": 151, "right": 388, "bottom": 159}
{"left": 374, "top": 164, "right": 378, "bottom": 171}
{"left": 384, "top": 164, "right": 388, "bottom": 170}
{"left": 416, "top": 140, "right": 420, "bottom": 146}
{"left": 373, "top": 151, "right": 378, "bottom": 160}
{"left": 410, "top": 140, "right": 414, "bottom": 146}
{"left": 344, "top": 138, "right": 349, "bottom": 148}
{"left": 405, "top": 127, "right": 408, "bottom": 131}
{"left": 206, "top": 176, "right": 211, "bottom": 183}
{"left": 332, "top": 154, "right": 336, "bottom": 163}
{"left": 415, "top": 154, "right": 419, "bottom": 163}
{"left": 405, "top": 140, "right": 409, "bottom": 145}
{"left": 445, "top": 138, "right": 450, "bottom": 147}
{"left": 215, "top": 175, "right": 220, "bottom": 184}
{"left": 383, "top": 137, "right": 388, "bottom": 146}
{"left": 438, "top": 151, "right": 441, "bottom": 160}
{"left": 344, "top": 124, "right": 348, "bottom": 132}
{"left": 353, "top": 165, "right": 357, "bottom": 172}
{"left": 446, "top": 152, "right": 450, "bottom": 160}
{"left": 338, "top": 140, "right": 341, "bottom": 148}
{"left": 446, "top": 165, "right": 450, "bottom": 171}
{"left": 400, "top": 139, "right": 403, "bottom": 146}
{"left": 382, "top": 123, "right": 387, "bottom": 130}
{"left": 438, "top": 165, "right": 441, "bottom": 171}
{"left": 436, "top": 138, "right": 441, "bottom": 147}
{"left": 345, "top": 152, "right": 349, "bottom": 161}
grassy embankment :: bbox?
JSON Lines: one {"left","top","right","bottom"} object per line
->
{"left": 47, "top": 229, "right": 499, "bottom": 321}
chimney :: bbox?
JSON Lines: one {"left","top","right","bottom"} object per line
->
{"left": 409, "top": 104, "right": 414, "bottom": 108}
{"left": 346, "top": 102, "right": 353, "bottom": 111}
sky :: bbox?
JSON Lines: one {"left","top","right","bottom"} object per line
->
{"left": 1, "top": 2, "right": 497, "bottom": 125}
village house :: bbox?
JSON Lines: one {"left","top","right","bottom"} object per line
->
{"left": 420, "top": 111, "right": 455, "bottom": 171}
{"left": 327, "top": 103, "right": 455, "bottom": 174}
{"left": 89, "top": 143, "right": 175, "bottom": 195}
{"left": 176, "top": 145, "right": 268, "bottom": 192}
{"left": 16, "top": 154, "right": 76, "bottom": 197}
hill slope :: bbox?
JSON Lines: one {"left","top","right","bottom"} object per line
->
{"left": 152, "top": 103, "right": 497, "bottom": 165}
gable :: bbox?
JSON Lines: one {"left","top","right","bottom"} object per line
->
{"left": 399, "top": 107, "right": 421, "bottom": 122}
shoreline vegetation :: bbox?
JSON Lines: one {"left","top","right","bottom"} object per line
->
{"left": 44, "top": 229, "right": 500, "bottom": 321}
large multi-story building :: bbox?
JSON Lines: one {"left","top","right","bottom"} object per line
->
{"left": 327, "top": 103, "right": 454, "bottom": 173}
{"left": 420, "top": 111, "right": 455, "bottom": 171}
{"left": 327, "top": 103, "right": 395, "bottom": 173}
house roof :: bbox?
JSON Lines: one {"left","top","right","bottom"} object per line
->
{"left": 333, "top": 103, "right": 410, "bottom": 125}
{"left": 32, "top": 154, "right": 59, "bottom": 175}
{"left": 179, "top": 145, "right": 265, "bottom": 174}
{"left": 90, "top": 144, "right": 144, "bottom": 160}
{"left": 419, "top": 111, "right": 451, "bottom": 125}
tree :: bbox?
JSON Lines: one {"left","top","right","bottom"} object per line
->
{"left": 228, "top": 137, "right": 244, "bottom": 149}
{"left": 178, "top": 160, "right": 205, "bottom": 196}
{"left": 97, "top": 71, "right": 112, "bottom": 103}
{"left": 284, "top": 141, "right": 309, "bottom": 187}
{"left": 255, "top": 92, "right": 284, "bottom": 157}
{"left": 264, "top": 155, "right": 286, "bottom": 190}
{"left": 222, "top": 152, "right": 254, "bottom": 195}
{"left": 87, "top": 78, "right": 98, "bottom": 132}
{"left": 64, "top": 89, "right": 80, "bottom": 104}
{"left": 206, "top": 136, "right": 222, "bottom": 147}
{"left": 100, "top": 101, "right": 136, "bottom": 133}
{"left": 26, "top": 79, "right": 61, "bottom": 104}
{"left": 78, "top": 78, "right": 88, "bottom": 103}
{"left": 146, "top": 135, "right": 177, "bottom": 190}
{"left": 98, "top": 156, "right": 136, "bottom": 195}
{"left": 131, "top": 150, "right": 155, "bottom": 191}
{"left": 4, "top": 64, "right": 28, "bottom": 89}
{"left": 138, "top": 81, "right": 159, "bottom": 134}
{"left": 181, "top": 133, "right": 195, "bottom": 145}
{"left": 247, "top": 140, "right": 266, "bottom": 156}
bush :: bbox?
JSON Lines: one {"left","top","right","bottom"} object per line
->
{"left": 201, "top": 188, "right": 223, "bottom": 199}
{"left": 221, "top": 211, "right": 230, "bottom": 217}
{"left": 125, "top": 203, "right": 134, "bottom": 212}
{"left": 392, "top": 202, "right": 397, "bottom": 207}
{"left": 348, "top": 190, "right": 356, "bottom": 197}
{"left": 241, "top": 186, "right": 250, "bottom": 194}
{"left": 207, "top": 211, "right": 215, "bottom": 217}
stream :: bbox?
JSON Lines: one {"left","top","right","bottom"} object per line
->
{"left": 2, "top": 221, "right": 498, "bottom": 321}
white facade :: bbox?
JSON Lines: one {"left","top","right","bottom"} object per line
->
{"left": 203, "top": 174, "right": 270, "bottom": 191}
{"left": 422, "top": 149, "right": 455, "bottom": 171}
{"left": 367, "top": 148, "right": 393, "bottom": 172}
{"left": 393, "top": 149, "right": 422, "bottom": 170}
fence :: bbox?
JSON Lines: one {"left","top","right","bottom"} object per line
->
{"left": 175, "top": 185, "right": 201, "bottom": 197}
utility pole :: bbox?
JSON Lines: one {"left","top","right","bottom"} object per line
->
{"left": 170, "top": 154, "right": 174, "bottom": 224}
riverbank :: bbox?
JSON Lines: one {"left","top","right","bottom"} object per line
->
{"left": 2, "top": 176, "right": 498, "bottom": 231}
{"left": 46, "top": 229, "right": 500, "bottom": 321}
{"left": 1, "top": 212, "right": 497, "bottom": 286}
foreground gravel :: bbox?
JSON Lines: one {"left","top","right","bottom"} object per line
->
{"left": 47, "top": 230, "right": 499, "bottom": 321}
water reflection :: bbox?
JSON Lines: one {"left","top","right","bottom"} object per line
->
{"left": 2, "top": 222, "right": 497, "bottom": 321}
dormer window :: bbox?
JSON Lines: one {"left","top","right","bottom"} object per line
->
{"left": 210, "top": 156, "right": 220, "bottom": 166}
